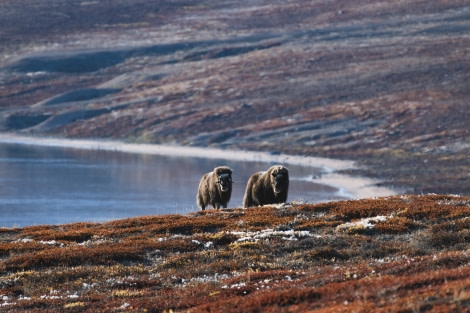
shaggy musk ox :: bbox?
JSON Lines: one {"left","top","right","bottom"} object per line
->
{"left": 243, "top": 165, "right": 289, "bottom": 208}
{"left": 197, "top": 166, "right": 233, "bottom": 210}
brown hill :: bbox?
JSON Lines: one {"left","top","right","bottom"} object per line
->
{"left": 1, "top": 0, "right": 469, "bottom": 195}
{"left": 1, "top": 194, "right": 470, "bottom": 312}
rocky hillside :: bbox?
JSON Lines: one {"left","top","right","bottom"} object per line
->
{"left": 1, "top": 195, "right": 470, "bottom": 312}
{"left": 1, "top": 0, "right": 470, "bottom": 194}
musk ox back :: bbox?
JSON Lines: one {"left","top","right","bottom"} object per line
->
{"left": 243, "top": 165, "right": 289, "bottom": 208}
{"left": 197, "top": 166, "right": 233, "bottom": 210}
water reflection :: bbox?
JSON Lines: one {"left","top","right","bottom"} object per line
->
{"left": 0, "top": 143, "right": 344, "bottom": 227}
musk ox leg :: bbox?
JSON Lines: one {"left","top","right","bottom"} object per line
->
{"left": 243, "top": 172, "right": 261, "bottom": 208}
{"left": 243, "top": 194, "right": 253, "bottom": 208}
{"left": 196, "top": 173, "right": 210, "bottom": 210}
{"left": 197, "top": 194, "right": 206, "bottom": 210}
{"left": 242, "top": 184, "right": 252, "bottom": 208}
{"left": 213, "top": 201, "right": 228, "bottom": 209}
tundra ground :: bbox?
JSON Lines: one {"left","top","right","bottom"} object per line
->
{"left": 1, "top": 0, "right": 470, "bottom": 195}
{"left": 1, "top": 194, "right": 470, "bottom": 312}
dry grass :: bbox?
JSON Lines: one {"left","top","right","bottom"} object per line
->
{"left": 1, "top": 194, "right": 470, "bottom": 312}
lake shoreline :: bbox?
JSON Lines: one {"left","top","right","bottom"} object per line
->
{"left": 0, "top": 133, "right": 397, "bottom": 200}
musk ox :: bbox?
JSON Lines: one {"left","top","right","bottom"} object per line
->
{"left": 243, "top": 165, "right": 289, "bottom": 208}
{"left": 197, "top": 166, "right": 233, "bottom": 210}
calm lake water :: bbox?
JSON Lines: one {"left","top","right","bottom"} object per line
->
{"left": 0, "top": 142, "right": 346, "bottom": 227}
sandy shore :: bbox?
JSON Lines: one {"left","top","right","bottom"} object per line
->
{"left": 0, "top": 133, "right": 397, "bottom": 199}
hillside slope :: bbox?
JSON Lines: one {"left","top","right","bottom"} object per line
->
{"left": 1, "top": 195, "right": 470, "bottom": 312}
{"left": 1, "top": 0, "right": 470, "bottom": 194}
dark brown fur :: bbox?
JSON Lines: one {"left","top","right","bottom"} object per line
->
{"left": 243, "top": 165, "right": 289, "bottom": 208}
{"left": 197, "top": 166, "right": 233, "bottom": 210}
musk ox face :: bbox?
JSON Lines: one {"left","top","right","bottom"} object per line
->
{"left": 217, "top": 173, "right": 232, "bottom": 192}
{"left": 214, "top": 166, "right": 233, "bottom": 193}
{"left": 271, "top": 166, "right": 289, "bottom": 194}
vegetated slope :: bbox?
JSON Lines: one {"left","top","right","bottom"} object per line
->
{"left": 1, "top": 194, "right": 470, "bottom": 312}
{"left": 1, "top": 0, "right": 470, "bottom": 194}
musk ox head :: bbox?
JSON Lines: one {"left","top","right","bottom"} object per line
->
{"left": 214, "top": 166, "right": 233, "bottom": 193}
{"left": 270, "top": 165, "right": 289, "bottom": 195}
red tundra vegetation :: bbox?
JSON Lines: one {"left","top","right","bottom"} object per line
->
{"left": 1, "top": 194, "right": 470, "bottom": 312}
